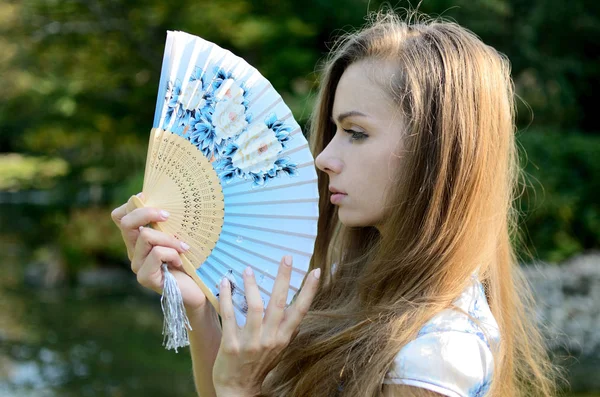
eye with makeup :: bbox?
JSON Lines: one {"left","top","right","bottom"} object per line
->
{"left": 344, "top": 128, "right": 368, "bottom": 141}
{"left": 330, "top": 116, "right": 369, "bottom": 142}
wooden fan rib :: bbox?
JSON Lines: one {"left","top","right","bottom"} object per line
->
{"left": 252, "top": 97, "right": 283, "bottom": 123}
{"left": 188, "top": 234, "right": 220, "bottom": 249}
{"left": 218, "top": 237, "right": 306, "bottom": 277}
{"left": 204, "top": 53, "right": 228, "bottom": 88}
{"left": 156, "top": 36, "right": 183, "bottom": 129}
{"left": 288, "top": 126, "right": 302, "bottom": 137}
{"left": 280, "top": 143, "right": 309, "bottom": 158}
{"left": 205, "top": 256, "right": 272, "bottom": 297}
{"left": 143, "top": 129, "right": 160, "bottom": 192}
{"left": 221, "top": 230, "right": 312, "bottom": 260}
{"left": 145, "top": 204, "right": 224, "bottom": 225}
{"left": 226, "top": 198, "right": 318, "bottom": 207}
{"left": 164, "top": 216, "right": 225, "bottom": 230}
{"left": 165, "top": 218, "right": 224, "bottom": 236}
{"left": 143, "top": 196, "right": 222, "bottom": 210}
{"left": 220, "top": 226, "right": 314, "bottom": 258}
{"left": 150, "top": 134, "right": 181, "bottom": 193}
{"left": 146, "top": 132, "right": 181, "bottom": 193}
{"left": 162, "top": 205, "right": 225, "bottom": 218}
{"left": 212, "top": 246, "right": 295, "bottom": 290}
{"left": 144, "top": 133, "right": 227, "bottom": 232}
{"left": 217, "top": 239, "right": 279, "bottom": 267}
{"left": 226, "top": 213, "right": 318, "bottom": 221}
{"left": 187, "top": 247, "right": 218, "bottom": 266}
{"left": 196, "top": 40, "right": 217, "bottom": 82}
{"left": 228, "top": 52, "right": 255, "bottom": 84}
{"left": 145, "top": 129, "right": 168, "bottom": 191}
{"left": 153, "top": 33, "right": 175, "bottom": 128}
{"left": 245, "top": 80, "right": 272, "bottom": 109}
{"left": 223, "top": 221, "right": 316, "bottom": 239}
{"left": 225, "top": 178, "right": 318, "bottom": 198}
{"left": 153, "top": 198, "right": 224, "bottom": 210}
{"left": 212, "top": 245, "right": 300, "bottom": 292}
{"left": 210, "top": 251, "right": 301, "bottom": 305}
{"left": 161, "top": 50, "right": 225, "bottom": 134}
{"left": 179, "top": 40, "right": 209, "bottom": 111}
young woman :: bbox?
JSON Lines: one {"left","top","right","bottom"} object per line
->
{"left": 111, "top": 12, "right": 557, "bottom": 397}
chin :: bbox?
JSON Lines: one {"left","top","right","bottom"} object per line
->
{"left": 338, "top": 210, "right": 374, "bottom": 228}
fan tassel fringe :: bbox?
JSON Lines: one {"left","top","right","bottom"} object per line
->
{"left": 161, "top": 263, "right": 192, "bottom": 353}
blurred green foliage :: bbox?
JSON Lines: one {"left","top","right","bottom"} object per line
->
{"left": 518, "top": 130, "right": 600, "bottom": 263}
{"left": 0, "top": 0, "right": 598, "bottom": 267}
{"left": 0, "top": 153, "right": 69, "bottom": 190}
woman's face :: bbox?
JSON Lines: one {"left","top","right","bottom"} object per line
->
{"left": 315, "top": 59, "right": 406, "bottom": 228}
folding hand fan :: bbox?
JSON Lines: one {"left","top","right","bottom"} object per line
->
{"left": 130, "top": 31, "right": 319, "bottom": 349}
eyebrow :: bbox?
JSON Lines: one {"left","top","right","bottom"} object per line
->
{"left": 331, "top": 110, "right": 368, "bottom": 124}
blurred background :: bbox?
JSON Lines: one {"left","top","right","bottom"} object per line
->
{"left": 0, "top": 0, "right": 598, "bottom": 396}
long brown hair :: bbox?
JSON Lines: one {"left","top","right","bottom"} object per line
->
{"left": 262, "top": 11, "right": 557, "bottom": 396}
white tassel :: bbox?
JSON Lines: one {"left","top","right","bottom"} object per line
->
{"left": 160, "top": 263, "right": 192, "bottom": 353}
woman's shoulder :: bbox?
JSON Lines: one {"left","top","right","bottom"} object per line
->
{"left": 383, "top": 275, "right": 500, "bottom": 397}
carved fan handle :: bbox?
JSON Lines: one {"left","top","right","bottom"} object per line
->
{"left": 130, "top": 194, "right": 221, "bottom": 314}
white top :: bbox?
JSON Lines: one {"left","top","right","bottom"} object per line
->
{"left": 383, "top": 274, "right": 500, "bottom": 397}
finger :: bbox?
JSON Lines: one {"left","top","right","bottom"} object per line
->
{"left": 110, "top": 193, "right": 143, "bottom": 225}
{"left": 111, "top": 202, "right": 128, "bottom": 226}
{"left": 263, "top": 256, "right": 293, "bottom": 331}
{"left": 119, "top": 207, "right": 171, "bottom": 260}
{"left": 242, "top": 266, "right": 264, "bottom": 340}
{"left": 131, "top": 227, "right": 189, "bottom": 274}
{"left": 120, "top": 206, "right": 170, "bottom": 232}
{"left": 111, "top": 200, "right": 139, "bottom": 260}
{"left": 124, "top": 193, "right": 142, "bottom": 215}
{"left": 219, "top": 277, "right": 239, "bottom": 350}
{"left": 136, "top": 246, "right": 182, "bottom": 294}
{"left": 279, "top": 268, "right": 321, "bottom": 339}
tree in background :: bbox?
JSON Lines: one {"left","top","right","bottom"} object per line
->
{"left": 1, "top": 0, "right": 598, "bottom": 265}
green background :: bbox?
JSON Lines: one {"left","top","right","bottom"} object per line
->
{"left": 1, "top": 0, "right": 598, "bottom": 395}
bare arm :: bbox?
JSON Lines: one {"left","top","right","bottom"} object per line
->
{"left": 111, "top": 197, "right": 223, "bottom": 396}
{"left": 187, "top": 304, "right": 222, "bottom": 397}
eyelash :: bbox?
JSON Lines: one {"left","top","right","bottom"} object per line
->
{"left": 344, "top": 129, "right": 368, "bottom": 141}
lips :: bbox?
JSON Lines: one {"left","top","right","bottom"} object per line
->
{"left": 329, "top": 186, "right": 347, "bottom": 205}
{"left": 328, "top": 186, "right": 347, "bottom": 195}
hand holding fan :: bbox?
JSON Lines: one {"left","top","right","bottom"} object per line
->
{"left": 131, "top": 31, "right": 319, "bottom": 350}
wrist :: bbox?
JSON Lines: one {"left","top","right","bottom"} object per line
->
{"left": 185, "top": 300, "right": 214, "bottom": 318}
{"left": 186, "top": 302, "right": 221, "bottom": 330}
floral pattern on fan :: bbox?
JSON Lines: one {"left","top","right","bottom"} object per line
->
{"left": 162, "top": 68, "right": 252, "bottom": 161}
{"left": 161, "top": 64, "right": 298, "bottom": 186}
{"left": 214, "top": 113, "right": 298, "bottom": 187}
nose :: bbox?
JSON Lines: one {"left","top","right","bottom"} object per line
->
{"left": 315, "top": 140, "right": 343, "bottom": 175}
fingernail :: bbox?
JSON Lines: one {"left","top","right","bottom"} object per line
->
{"left": 136, "top": 192, "right": 144, "bottom": 198}
{"left": 180, "top": 241, "right": 190, "bottom": 251}
{"left": 160, "top": 210, "right": 170, "bottom": 219}
{"left": 221, "top": 277, "right": 230, "bottom": 288}
{"left": 314, "top": 268, "right": 321, "bottom": 280}
{"left": 245, "top": 266, "right": 254, "bottom": 277}
{"left": 284, "top": 255, "right": 292, "bottom": 266}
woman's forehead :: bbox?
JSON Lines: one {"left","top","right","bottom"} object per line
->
{"left": 332, "top": 60, "right": 401, "bottom": 123}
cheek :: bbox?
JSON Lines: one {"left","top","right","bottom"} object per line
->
{"left": 357, "top": 154, "right": 400, "bottom": 205}
{"left": 349, "top": 165, "right": 391, "bottom": 216}
{"left": 364, "top": 155, "right": 396, "bottom": 192}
